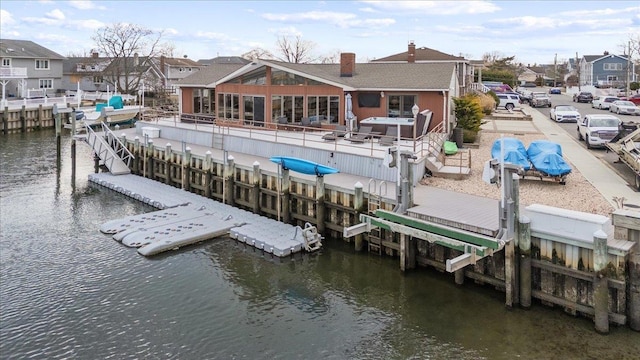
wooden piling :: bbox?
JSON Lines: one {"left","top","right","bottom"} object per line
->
{"left": 146, "top": 140, "right": 154, "bottom": 179}
{"left": 224, "top": 155, "right": 235, "bottom": 206}
{"left": 2, "top": 106, "right": 8, "bottom": 134}
{"left": 204, "top": 151, "right": 212, "bottom": 198}
{"left": 629, "top": 253, "right": 640, "bottom": 331}
{"left": 281, "top": 169, "right": 290, "bottom": 224}
{"left": 183, "top": 147, "right": 192, "bottom": 192}
{"left": 455, "top": 268, "right": 465, "bottom": 285}
{"left": 133, "top": 137, "right": 141, "bottom": 174}
{"left": 400, "top": 234, "right": 407, "bottom": 272}
{"left": 165, "top": 143, "right": 172, "bottom": 185}
{"left": 519, "top": 216, "right": 532, "bottom": 309}
{"left": 251, "top": 161, "right": 260, "bottom": 214}
{"left": 315, "top": 176, "right": 326, "bottom": 233}
{"left": 505, "top": 238, "right": 515, "bottom": 309}
{"left": 354, "top": 182, "right": 364, "bottom": 251}
{"left": 593, "top": 230, "right": 609, "bottom": 334}
{"left": 20, "top": 105, "right": 26, "bottom": 133}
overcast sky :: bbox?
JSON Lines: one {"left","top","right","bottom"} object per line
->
{"left": 1, "top": 0, "right": 638, "bottom": 65}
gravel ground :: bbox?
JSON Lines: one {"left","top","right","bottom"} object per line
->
{"left": 420, "top": 131, "right": 616, "bottom": 216}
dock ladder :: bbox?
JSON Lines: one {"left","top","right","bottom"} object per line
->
{"left": 83, "top": 122, "right": 134, "bottom": 175}
{"left": 367, "top": 179, "right": 388, "bottom": 255}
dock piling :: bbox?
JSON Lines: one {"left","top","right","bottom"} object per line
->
{"left": 519, "top": 216, "right": 532, "bottom": 309}
{"left": 593, "top": 230, "right": 609, "bottom": 334}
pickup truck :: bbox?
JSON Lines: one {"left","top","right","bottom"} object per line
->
{"left": 530, "top": 92, "right": 551, "bottom": 107}
{"left": 606, "top": 125, "right": 640, "bottom": 190}
{"left": 577, "top": 114, "right": 621, "bottom": 149}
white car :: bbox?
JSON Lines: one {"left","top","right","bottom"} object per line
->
{"left": 591, "top": 96, "right": 619, "bottom": 110}
{"left": 549, "top": 105, "right": 580, "bottom": 123}
{"left": 496, "top": 93, "right": 520, "bottom": 110}
{"left": 609, "top": 100, "right": 639, "bottom": 115}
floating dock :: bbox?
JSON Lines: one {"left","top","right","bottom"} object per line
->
{"left": 89, "top": 173, "right": 321, "bottom": 257}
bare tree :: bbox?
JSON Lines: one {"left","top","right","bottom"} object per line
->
{"left": 241, "top": 48, "right": 275, "bottom": 61}
{"left": 275, "top": 35, "right": 316, "bottom": 63}
{"left": 91, "top": 23, "right": 167, "bottom": 94}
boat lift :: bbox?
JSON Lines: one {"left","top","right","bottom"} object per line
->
{"left": 344, "top": 144, "right": 520, "bottom": 273}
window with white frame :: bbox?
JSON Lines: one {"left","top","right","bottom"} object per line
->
{"left": 35, "top": 59, "right": 50, "bottom": 70}
{"left": 39, "top": 79, "right": 53, "bottom": 88}
{"left": 603, "top": 63, "right": 622, "bottom": 71}
{"left": 2, "top": 58, "right": 10, "bottom": 67}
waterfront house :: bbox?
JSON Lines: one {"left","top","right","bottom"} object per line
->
{"left": 579, "top": 53, "right": 636, "bottom": 88}
{"left": 176, "top": 51, "right": 459, "bottom": 135}
{"left": 0, "top": 38, "right": 65, "bottom": 100}
{"left": 61, "top": 50, "right": 112, "bottom": 93}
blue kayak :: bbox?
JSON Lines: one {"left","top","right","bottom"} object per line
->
{"left": 526, "top": 140, "right": 572, "bottom": 176}
{"left": 270, "top": 156, "right": 339, "bottom": 176}
{"left": 491, "top": 137, "right": 531, "bottom": 170}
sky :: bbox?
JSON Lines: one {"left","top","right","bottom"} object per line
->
{"left": 1, "top": 0, "right": 639, "bottom": 66}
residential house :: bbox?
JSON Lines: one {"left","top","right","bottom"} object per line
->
{"left": 371, "top": 41, "right": 472, "bottom": 96}
{"left": 0, "top": 38, "right": 65, "bottom": 99}
{"left": 176, "top": 52, "right": 458, "bottom": 134}
{"left": 148, "top": 56, "right": 205, "bottom": 96}
{"left": 579, "top": 53, "right": 636, "bottom": 88}
{"left": 61, "top": 50, "right": 111, "bottom": 93}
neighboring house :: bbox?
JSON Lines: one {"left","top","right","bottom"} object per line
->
{"left": 176, "top": 52, "right": 458, "bottom": 134}
{"left": 579, "top": 53, "right": 636, "bottom": 88}
{"left": 371, "top": 41, "right": 471, "bottom": 97}
{"left": 101, "top": 53, "right": 156, "bottom": 95}
{"left": 148, "top": 56, "right": 205, "bottom": 95}
{"left": 61, "top": 51, "right": 111, "bottom": 93}
{"left": 0, "top": 38, "right": 65, "bottom": 99}
{"left": 517, "top": 67, "right": 540, "bottom": 84}
{"left": 197, "top": 56, "right": 251, "bottom": 66}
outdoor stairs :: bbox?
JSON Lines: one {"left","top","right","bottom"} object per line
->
{"left": 82, "top": 123, "right": 133, "bottom": 175}
{"left": 424, "top": 129, "right": 471, "bottom": 180}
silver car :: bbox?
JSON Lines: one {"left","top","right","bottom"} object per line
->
{"left": 591, "top": 96, "right": 619, "bottom": 110}
{"left": 609, "top": 100, "right": 639, "bottom": 115}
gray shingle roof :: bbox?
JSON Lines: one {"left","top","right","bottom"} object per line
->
{"left": 372, "top": 46, "right": 465, "bottom": 62}
{"left": 0, "top": 39, "right": 65, "bottom": 59}
{"left": 260, "top": 60, "right": 455, "bottom": 90}
{"left": 176, "top": 63, "right": 247, "bottom": 86}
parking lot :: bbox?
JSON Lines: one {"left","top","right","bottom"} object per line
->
{"left": 529, "top": 92, "right": 639, "bottom": 190}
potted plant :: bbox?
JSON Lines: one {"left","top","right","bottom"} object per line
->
{"left": 453, "top": 94, "right": 484, "bottom": 145}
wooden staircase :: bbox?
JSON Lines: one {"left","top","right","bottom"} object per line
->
{"left": 423, "top": 123, "right": 471, "bottom": 179}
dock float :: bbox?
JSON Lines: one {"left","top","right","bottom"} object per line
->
{"left": 88, "top": 173, "right": 322, "bottom": 257}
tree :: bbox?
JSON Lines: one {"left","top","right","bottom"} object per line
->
{"left": 92, "top": 23, "right": 168, "bottom": 94}
{"left": 274, "top": 35, "right": 317, "bottom": 63}
{"left": 241, "top": 48, "right": 274, "bottom": 61}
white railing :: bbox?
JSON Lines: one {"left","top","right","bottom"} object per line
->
{"left": 1, "top": 96, "right": 68, "bottom": 109}
{"left": 0, "top": 67, "right": 27, "bottom": 78}
{"left": 469, "top": 82, "right": 491, "bottom": 93}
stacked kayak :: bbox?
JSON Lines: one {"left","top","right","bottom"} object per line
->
{"left": 526, "top": 140, "right": 572, "bottom": 177}
{"left": 491, "top": 138, "right": 531, "bottom": 171}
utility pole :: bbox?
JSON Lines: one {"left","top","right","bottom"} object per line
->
{"left": 554, "top": 53, "right": 558, "bottom": 87}
{"left": 576, "top": 52, "right": 581, "bottom": 91}
{"left": 627, "top": 41, "right": 631, "bottom": 96}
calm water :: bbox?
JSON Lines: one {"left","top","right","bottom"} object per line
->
{"left": 1, "top": 130, "right": 638, "bottom": 360}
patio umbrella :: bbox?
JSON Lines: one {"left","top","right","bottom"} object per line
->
{"left": 345, "top": 93, "right": 355, "bottom": 132}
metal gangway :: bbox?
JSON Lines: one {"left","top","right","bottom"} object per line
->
{"left": 83, "top": 122, "right": 134, "bottom": 175}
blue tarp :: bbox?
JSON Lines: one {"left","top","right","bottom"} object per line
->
{"left": 491, "top": 137, "right": 531, "bottom": 170}
{"left": 108, "top": 96, "right": 124, "bottom": 109}
{"left": 526, "top": 140, "right": 572, "bottom": 176}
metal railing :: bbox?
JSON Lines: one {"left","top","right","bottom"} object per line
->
{"left": 100, "top": 122, "right": 134, "bottom": 168}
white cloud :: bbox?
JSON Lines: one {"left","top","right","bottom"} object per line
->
{"left": 558, "top": 6, "right": 640, "bottom": 18}
{"left": 46, "top": 9, "right": 66, "bottom": 21}
{"left": 1, "top": 9, "right": 16, "bottom": 25}
{"left": 195, "top": 31, "right": 232, "bottom": 41}
{"left": 268, "top": 26, "right": 303, "bottom": 37}
{"left": 261, "top": 10, "right": 394, "bottom": 29}
{"left": 359, "top": 0, "right": 501, "bottom": 15}
{"left": 68, "top": 1, "right": 106, "bottom": 10}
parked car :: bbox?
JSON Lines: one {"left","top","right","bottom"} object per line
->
{"left": 549, "top": 88, "right": 561, "bottom": 94}
{"left": 591, "top": 96, "right": 620, "bottom": 110}
{"left": 550, "top": 105, "right": 580, "bottom": 122}
{"left": 573, "top": 92, "right": 594, "bottom": 103}
{"left": 577, "top": 114, "right": 622, "bottom": 149}
{"left": 620, "top": 94, "right": 640, "bottom": 106}
{"left": 530, "top": 93, "right": 551, "bottom": 108}
{"left": 609, "top": 100, "right": 639, "bottom": 115}
{"left": 496, "top": 93, "right": 520, "bottom": 110}
{"left": 521, "top": 82, "right": 537, "bottom": 88}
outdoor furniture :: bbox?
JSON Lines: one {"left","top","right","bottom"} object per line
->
{"left": 378, "top": 126, "right": 397, "bottom": 146}
{"left": 347, "top": 126, "right": 374, "bottom": 143}
{"left": 301, "top": 117, "right": 311, "bottom": 127}
{"left": 322, "top": 125, "right": 348, "bottom": 141}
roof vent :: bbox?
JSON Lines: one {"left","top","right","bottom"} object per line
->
{"left": 6, "top": 48, "right": 14, "bottom": 52}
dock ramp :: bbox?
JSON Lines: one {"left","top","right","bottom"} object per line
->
{"left": 84, "top": 123, "right": 133, "bottom": 175}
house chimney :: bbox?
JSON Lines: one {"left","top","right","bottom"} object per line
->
{"left": 92, "top": 50, "right": 99, "bottom": 59}
{"left": 340, "top": 53, "right": 356, "bottom": 77}
{"left": 134, "top": 52, "right": 139, "bottom": 66}
{"left": 408, "top": 41, "right": 416, "bottom": 63}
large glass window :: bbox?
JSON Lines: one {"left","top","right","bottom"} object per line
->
{"left": 217, "top": 93, "right": 239, "bottom": 120}
{"left": 388, "top": 95, "right": 416, "bottom": 117}
{"left": 35, "top": 59, "right": 49, "bottom": 70}
{"left": 307, "top": 96, "right": 339, "bottom": 123}
{"left": 242, "top": 68, "right": 266, "bottom": 85}
{"left": 271, "top": 70, "right": 306, "bottom": 85}
{"left": 271, "top": 95, "right": 304, "bottom": 123}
